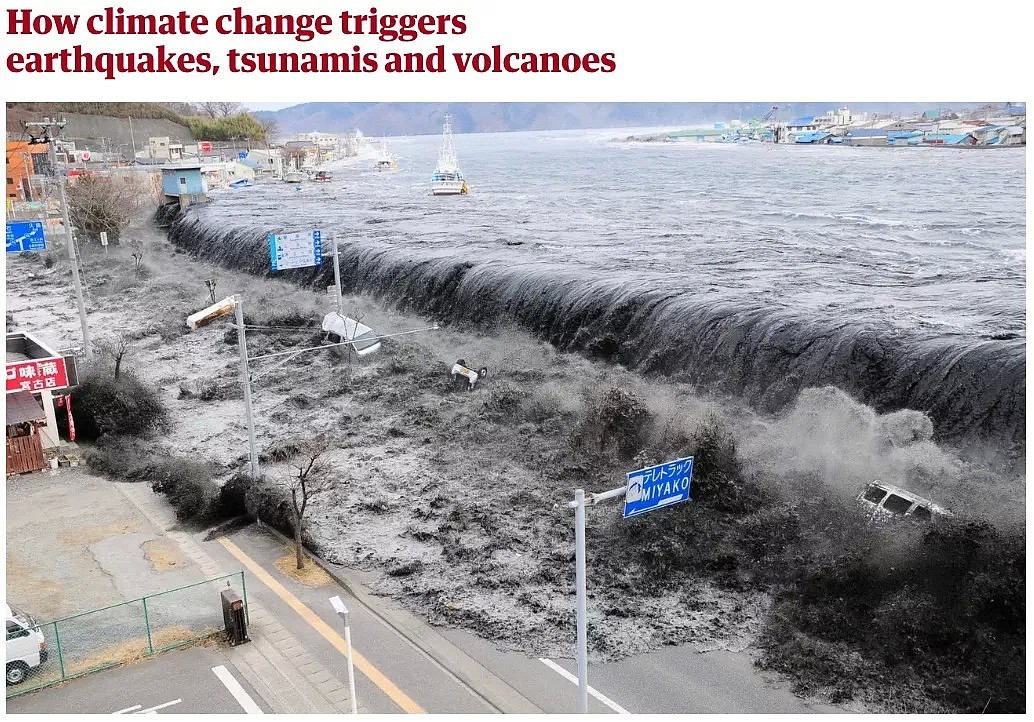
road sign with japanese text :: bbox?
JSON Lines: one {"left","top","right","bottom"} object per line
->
{"left": 623, "top": 456, "right": 694, "bottom": 518}
{"left": 269, "top": 230, "right": 322, "bottom": 271}
{"left": 6, "top": 356, "right": 70, "bottom": 394}
{"left": 6, "top": 221, "right": 47, "bottom": 254}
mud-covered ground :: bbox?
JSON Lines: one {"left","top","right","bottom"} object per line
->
{"left": 7, "top": 216, "right": 1024, "bottom": 712}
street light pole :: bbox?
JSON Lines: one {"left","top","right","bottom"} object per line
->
{"left": 573, "top": 488, "right": 588, "bottom": 714}
{"left": 565, "top": 484, "right": 626, "bottom": 714}
{"left": 329, "top": 596, "right": 358, "bottom": 715}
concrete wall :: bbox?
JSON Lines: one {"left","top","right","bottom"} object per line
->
{"left": 51, "top": 113, "right": 194, "bottom": 152}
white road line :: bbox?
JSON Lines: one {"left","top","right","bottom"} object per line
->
{"left": 113, "top": 705, "right": 142, "bottom": 714}
{"left": 538, "top": 658, "right": 631, "bottom": 714}
{"left": 136, "top": 699, "right": 182, "bottom": 714}
{"left": 212, "top": 665, "right": 265, "bottom": 714}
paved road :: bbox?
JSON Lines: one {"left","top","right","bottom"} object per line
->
{"left": 202, "top": 525, "right": 499, "bottom": 714}
{"left": 5, "top": 646, "right": 270, "bottom": 714}
{"left": 205, "top": 524, "right": 844, "bottom": 715}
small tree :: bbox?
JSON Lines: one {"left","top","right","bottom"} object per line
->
{"left": 198, "top": 101, "right": 242, "bottom": 118}
{"left": 280, "top": 434, "right": 335, "bottom": 569}
{"left": 97, "top": 332, "right": 131, "bottom": 381}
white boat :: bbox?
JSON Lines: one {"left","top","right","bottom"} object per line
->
{"left": 375, "top": 140, "right": 399, "bottom": 171}
{"left": 431, "top": 116, "right": 468, "bottom": 196}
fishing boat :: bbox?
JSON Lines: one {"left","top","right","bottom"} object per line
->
{"left": 375, "top": 141, "right": 399, "bottom": 171}
{"left": 431, "top": 116, "right": 468, "bottom": 195}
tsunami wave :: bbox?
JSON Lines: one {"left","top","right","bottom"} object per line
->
{"left": 165, "top": 213, "right": 1025, "bottom": 455}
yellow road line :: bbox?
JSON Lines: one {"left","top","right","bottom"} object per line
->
{"left": 217, "top": 537, "right": 426, "bottom": 714}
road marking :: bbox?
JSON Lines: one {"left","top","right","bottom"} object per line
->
{"left": 213, "top": 665, "right": 264, "bottom": 714}
{"left": 113, "top": 699, "right": 181, "bottom": 714}
{"left": 538, "top": 658, "right": 631, "bottom": 714}
{"left": 218, "top": 537, "right": 426, "bottom": 714}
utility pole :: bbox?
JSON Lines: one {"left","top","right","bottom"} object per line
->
{"left": 331, "top": 233, "right": 343, "bottom": 316}
{"left": 233, "top": 294, "right": 260, "bottom": 477}
{"left": 25, "top": 117, "right": 92, "bottom": 361}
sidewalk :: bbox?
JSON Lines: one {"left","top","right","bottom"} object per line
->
{"left": 118, "top": 483, "right": 362, "bottom": 714}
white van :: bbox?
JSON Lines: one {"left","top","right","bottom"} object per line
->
{"left": 6, "top": 603, "right": 47, "bottom": 685}
{"left": 857, "top": 480, "right": 951, "bottom": 522}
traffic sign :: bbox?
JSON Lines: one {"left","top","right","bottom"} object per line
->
{"left": 269, "top": 230, "right": 323, "bottom": 271}
{"left": 6, "top": 221, "right": 47, "bottom": 254}
{"left": 623, "top": 456, "right": 694, "bottom": 518}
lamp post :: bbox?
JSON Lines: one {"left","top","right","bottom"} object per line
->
{"left": 329, "top": 596, "right": 358, "bottom": 715}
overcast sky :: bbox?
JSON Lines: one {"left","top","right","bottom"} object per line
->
{"left": 242, "top": 102, "right": 295, "bottom": 111}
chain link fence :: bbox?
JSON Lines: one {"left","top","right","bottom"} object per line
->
{"left": 6, "top": 571, "right": 247, "bottom": 697}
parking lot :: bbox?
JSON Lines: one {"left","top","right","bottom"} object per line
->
{"left": 5, "top": 645, "right": 269, "bottom": 714}
{"left": 6, "top": 467, "right": 233, "bottom": 697}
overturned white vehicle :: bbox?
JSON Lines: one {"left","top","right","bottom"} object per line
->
{"left": 857, "top": 480, "right": 951, "bottom": 522}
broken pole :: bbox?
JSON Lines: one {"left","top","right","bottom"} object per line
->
{"left": 233, "top": 294, "right": 259, "bottom": 477}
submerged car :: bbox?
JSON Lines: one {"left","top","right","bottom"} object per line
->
{"left": 856, "top": 480, "right": 951, "bottom": 522}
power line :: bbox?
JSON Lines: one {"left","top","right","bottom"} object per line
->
{"left": 245, "top": 324, "right": 439, "bottom": 362}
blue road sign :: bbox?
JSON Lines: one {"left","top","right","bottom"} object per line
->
{"left": 269, "top": 230, "right": 322, "bottom": 271}
{"left": 623, "top": 456, "right": 694, "bottom": 518}
{"left": 6, "top": 221, "right": 47, "bottom": 254}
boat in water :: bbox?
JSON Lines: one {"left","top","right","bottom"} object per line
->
{"left": 375, "top": 141, "right": 399, "bottom": 171}
{"left": 431, "top": 116, "right": 468, "bottom": 195}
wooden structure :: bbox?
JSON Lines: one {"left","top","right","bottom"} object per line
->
{"left": 6, "top": 392, "right": 47, "bottom": 475}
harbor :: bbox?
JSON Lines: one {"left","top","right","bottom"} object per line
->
{"left": 626, "top": 103, "right": 1027, "bottom": 147}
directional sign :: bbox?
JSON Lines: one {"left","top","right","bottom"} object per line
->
{"left": 269, "top": 230, "right": 322, "bottom": 271}
{"left": 623, "top": 456, "right": 694, "bottom": 518}
{"left": 6, "top": 221, "right": 47, "bottom": 254}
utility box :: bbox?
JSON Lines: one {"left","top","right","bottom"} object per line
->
{"left": 221, "top": 588, "right": 249, "bottom": 646}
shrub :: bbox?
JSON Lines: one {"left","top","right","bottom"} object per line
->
{"left": 148, "top": 457, "right": 220, "bottom": 523}
{"left": 83, "top": 437, "right": 157, "bottom": 480}
{"left": 72, "top": 370, "right": 170, "bottom": 440}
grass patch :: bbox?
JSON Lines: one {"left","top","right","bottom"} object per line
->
{"left": 274, "top": 553, "right": 333, "bottom": 587}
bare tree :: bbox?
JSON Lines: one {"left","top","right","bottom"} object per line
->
{"left": 280, "top": 435, "right": 335, "bottom": 569}
{"left": 259, "top": 117, "right": 279, "bottom": 145}
{"left": 198, "top": 101, "right": 243, "bottom": 118}
{"left": 66, "top": 173, "right": 150, "bottom": 244}
{"left": 97, "top": 332, "right": 131, "bottom": 381}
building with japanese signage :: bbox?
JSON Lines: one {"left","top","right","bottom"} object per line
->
{"left": 5, "top": 331, "right": 78, "bottom": 474}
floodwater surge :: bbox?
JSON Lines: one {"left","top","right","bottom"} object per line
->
{"left": 166, "top": 215, "right": 1024, "bottom": 455}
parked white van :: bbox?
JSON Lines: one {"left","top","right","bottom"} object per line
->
{"left": 6, "top": 603, "right": 47, "bottom": 685}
